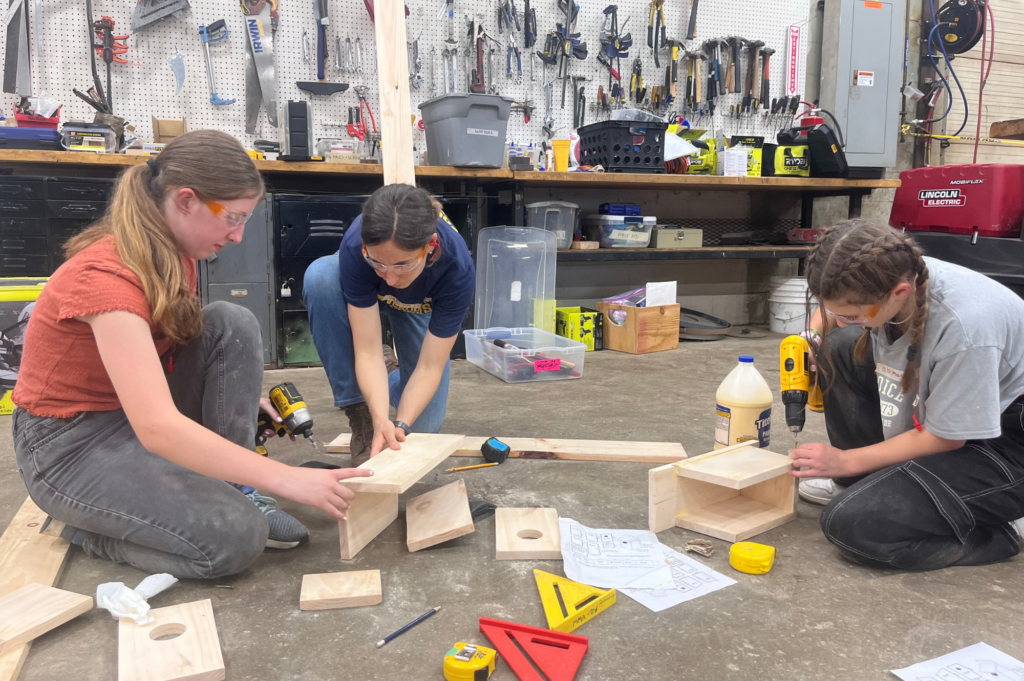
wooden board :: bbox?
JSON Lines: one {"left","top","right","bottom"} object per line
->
{"left": 495, "top": 509, "right": 561, "bottom": 560}
{"left": 675, "top": 446, "right": 793, "bottom": 490}
{"left": 648, "top": 463, "right": 682, "bottom": 533}
{"left": 300, "top": 571, "right": 382, "bottom": 611}
{"left": 118, "top": 599, "right": 224, "bottom": 681}
{"left": 991, "top": 118, "right": 1024, "bottom": 140}
{"left": 0, "top": 584, "right": 92, "bottom": 655}
{"left": 676, "top": 494, "right": 797, "bottom": 543}
{"left": 512, "top": 170, "right": 901, "bottom": 191}
{"left": 373, "top": 0, "right": 415, "bottom": 185}
{"left": 342, "top": 434, "right": 467, "bottom": 494}
{"left": 339, "top": 492, "right": 399, "bottom": 561}
{"left": 326, "top": 434, "right": 687, "bottom": 464}
{"left": 0, "top": 498, "right": 72, "bottom": 681}
{"left": 405, "top": 479, "right": 475, "bottom": 552}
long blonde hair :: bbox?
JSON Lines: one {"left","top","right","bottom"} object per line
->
{"left": 65, "top": 130, "right": 264, "bottom": 344}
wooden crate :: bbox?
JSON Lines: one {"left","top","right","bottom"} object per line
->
{"left": 596, "top": 302, "right": 680, "bottom": 354}
{"left": 648, "top": 441, "right": 796, "bottom": 543}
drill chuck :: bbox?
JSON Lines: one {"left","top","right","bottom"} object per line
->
{"left": 283, "top": 406, "right": 314, "bottom": 438}
{"left": 784, "top": 396, "right": 807, "bottom": 433}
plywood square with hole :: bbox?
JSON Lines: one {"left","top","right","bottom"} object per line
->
{"left": 118, "top": 599, "right": 224, "bottom": 681}
{"left": 495, "top": 508, "right": 562, "bottom": 560}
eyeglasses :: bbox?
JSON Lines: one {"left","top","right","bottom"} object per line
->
{"left": 362, "top": 244, "right": 427, "bottom": 273}
{"left": 823, "top": 289, "right": 893, "bottom": 326}
{"left": 203, "top": 198, "right": 252, "bottom": 228}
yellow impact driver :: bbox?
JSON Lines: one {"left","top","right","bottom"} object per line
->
{"left": 780, "top": 335, "right": 810, "bottom": 447}
{"left": 256, "top": 382, "right": 320, "bottom": 455}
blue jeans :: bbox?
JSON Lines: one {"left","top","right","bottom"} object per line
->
{"left": 303, "top": 254, "right": 450, "bottom": 433}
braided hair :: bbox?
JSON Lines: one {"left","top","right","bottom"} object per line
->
{"left": 806, "top": 219, "right": 930, "bottom": 394}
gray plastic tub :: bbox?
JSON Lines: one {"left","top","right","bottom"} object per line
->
{"left": 526, "top": 201, "right": 580, "bottom": 249}
{"left": 419, "top": 93, "right": 515, "bottom": 168}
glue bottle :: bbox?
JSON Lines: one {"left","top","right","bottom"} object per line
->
{"left": 714, "top": 355, "right": 773, "bottom": 449}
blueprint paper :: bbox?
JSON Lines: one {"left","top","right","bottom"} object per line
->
{"left": 620, "top": 544, "right": 736, "bottom": 613}
{"left": 559, "top": 518, "right": 666, "bottom": 589}
{"left": 891, "top": 643, "right": 1024, "bottom": 681}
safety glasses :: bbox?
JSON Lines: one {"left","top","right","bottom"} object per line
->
{"left": 362, "top": 244, "right": 428, "bottom": 274}
{"left": 823, "top": 288, "right": 894, "bottom": 326}
{"left": 202, "top": 198, "right": 252, "bottom": 228}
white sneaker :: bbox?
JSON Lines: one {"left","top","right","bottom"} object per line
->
{"left": 1011, "top": 518, "right": 1024, "bottom": 542}
{"left": 798, "top": 478, "right": 849, "bottom": 506}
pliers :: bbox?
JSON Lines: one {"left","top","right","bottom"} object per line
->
{"left": 507, "top": 36, "right": 522, "bottom": 83}
{"left": 498, "top": 0, "right": 520, "bottom": 34}
{"left": 647, "top": 0, "right": 665, "bottom": 66}
{"left": 524, "top": 0, "right": 537, "bottom": 48}
{"left": 630, "top": 56, "right": 644, "bottom": 103}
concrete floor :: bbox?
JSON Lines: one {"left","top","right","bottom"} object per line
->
{"left": 3, "top": 329, "right": 1022, "bottom": 681}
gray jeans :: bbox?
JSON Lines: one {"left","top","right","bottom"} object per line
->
{"left": 13, "top": 301, "right": 270, "bottom": 579}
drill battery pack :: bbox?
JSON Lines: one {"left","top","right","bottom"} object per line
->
{"left": 777, "top": 123, "right": 848, "bottom": 177}
{"left": 762, "top": 144, "right": 811, "bottom": 178}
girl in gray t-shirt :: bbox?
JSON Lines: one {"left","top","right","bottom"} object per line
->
{"left": 791, "top": 219, "right": 1024, "bottom": 570}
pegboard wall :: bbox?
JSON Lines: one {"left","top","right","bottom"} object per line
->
{"left": 0, "top": 0, "right": 809, "bottom": 152}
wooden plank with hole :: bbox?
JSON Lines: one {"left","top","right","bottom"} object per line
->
{"left": 118, "top": 599, "right": 224, "bottom": 681}
{"left": 300, "top": 571, "right": 382, "bottom": 611}
{"left": 339, "top": 492, "right": 399, "bottom": 561}
{"left": 326, "top": 433, "right": 687, "bottom": 464}
{"left": 0, "top": 498, "right": 72, "bottom": 681}
{"left": 406, "top": 479, "right": 475, "bottom": 552}
{"left": 342, "top": 434, "right": 467, "bottom": 494}
{"left": 495, "top": 509, "right": 561, "bottom": 560}
{"left": 0, "top": 584, "right": 92, "bottom": 655}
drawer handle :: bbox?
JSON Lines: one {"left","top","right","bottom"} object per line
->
{"left": 0, "top": 205, "right": 28, "bottom": 212}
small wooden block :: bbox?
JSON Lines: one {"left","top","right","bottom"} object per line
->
{"left": 570, "top": 240, "right": 600, "bottom": 250}
{"left": 675, "top": 446, "right": 793, "bottom": 489}
{"left": 300, "top": 571, "right": 382, "bottom": 611}
{"left": 118, "top": 599, "right": 224, "bottom": 681}
{"left": 339, "top": 492, "right": 399, "bottom": 561}
{"left": 0, "top": 583, "right": 92, "bottom": 655}
{"left": 343, "top": 433, "right": 467, "bottom": 494}
{"left": 495, "top": 509, "right": 562, "bottom": 560}
{"left": 406, "top": 479, "right": 475, "bottom": 552}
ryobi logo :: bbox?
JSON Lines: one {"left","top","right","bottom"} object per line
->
{"left": 783, "top": 157, "right": 808, "bottom": 168}
{"left": 919, "top": 189, "right": 967, "bottom": 207}
{"left": 248, "top": 19, "right": 264, "bottom": 53}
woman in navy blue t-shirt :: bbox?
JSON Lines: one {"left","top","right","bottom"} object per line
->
{"left": 304, "top": 185, "right": 475, "bottom": 464}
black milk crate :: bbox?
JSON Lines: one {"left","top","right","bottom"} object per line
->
{"left": 577, "top": 120, "right": 670, "bottom": 174}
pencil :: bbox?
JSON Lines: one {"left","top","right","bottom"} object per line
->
{"left": 446, "top": 463, "right": 499, "bottom": 473}
{"left": 376, "top": 607, "right": 442, "bottom": 648}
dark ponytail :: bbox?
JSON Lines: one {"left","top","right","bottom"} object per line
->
{"left": 360, "top": 184, "right": 442, "bottom": 250}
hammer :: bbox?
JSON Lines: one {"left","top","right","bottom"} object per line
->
{"left": 760, "top": 47, "right": 776, "bottom": 110}
{"left": 745, "top": 40, "right": 764, "bottom": 112}
{"left": 666, "top": 38, "right": 684, "bottom": 102}
{"left": 726, "top": 36, "right": 744, "bottom": 94}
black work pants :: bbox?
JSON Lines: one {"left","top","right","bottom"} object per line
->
{"left": 817, "top": 326, "right": 1024, "bottom": 570}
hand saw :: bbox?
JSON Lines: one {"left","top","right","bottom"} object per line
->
{"left": 3, "top": 0, "right": 32, "bottom": 96}
{"left": 241, "top": 0, "right": 278, "bottom": 132}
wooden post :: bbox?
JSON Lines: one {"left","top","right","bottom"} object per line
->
{"left": 372, "top": 0, "right": 416, "bottom": 185}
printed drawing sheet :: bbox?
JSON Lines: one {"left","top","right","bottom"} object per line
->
{"left": 891, "top": 643, "right": 1024, "bottom": 681}
{"left": 559, "top": 519, "right": 735, "bottom": 613}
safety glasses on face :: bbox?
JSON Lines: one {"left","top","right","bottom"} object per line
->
{"left": 823, "top": 289, "right": 894, "bottom": 326}
{"left": 202, "top": 197, "right": 252, "bottom": 228}
{"left": 362, "top": 244, "right": 427, "bottom": 273}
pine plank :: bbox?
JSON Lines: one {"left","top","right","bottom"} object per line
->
{"left": 118, "top": 599, "right": 224, "bottom": 681}
{"left": 648, "top": 464, "right": 682, "bottom": 533}
{"left": 372, "top": 0, "right": 415, "bottom": 185}
{"left": 342, "top": 434, "right": 467, "bottom": 494}
{"left": 675, "top": 445, "right": 792, "bottom": 489}
{"left": 0, "top": 584, "right": 92, "bottom": 655}
{"left": 495, "top": 509, "right": 561, "bottom": 560}
{"left": 300, "top": 571, "right": 382, "bottom": 611}
{"left": 325, "top": 433, "right": 687, "bottom": 464}
{"left": 406, "top": 479, "right": 475, "bottom": 552}
{"left": 0, "top": 498, "right": 72, "bottom": 681}
{"left": 339, "top": 492, "right": 399, "bottom": 561}
{"left": 675, "top": 495, "right": 796, "bottom": 543}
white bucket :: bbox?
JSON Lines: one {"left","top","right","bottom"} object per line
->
{"left": 768, "top": 295, "right": 807, "bottom": 334}
{"left": 769, "top": 276, "right": 809, "bottom": 297}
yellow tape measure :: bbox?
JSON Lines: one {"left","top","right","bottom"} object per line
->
{"left": 730, "top": 542, "right": 776, "bottom": 575}
{"left": 443, "top": 642, "right": 497, "bottom": 681}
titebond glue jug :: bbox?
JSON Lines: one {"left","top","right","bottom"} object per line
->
{"left": 714, "top": 355, "right": 773, "bottom": 449}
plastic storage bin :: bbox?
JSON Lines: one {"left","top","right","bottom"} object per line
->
{"left": 583, "top": 215, "right": 657, "bottom": 248}
{"left": 465, "top": 226, "right": 585, "bottom": 383}
{"left": 464, "top": 328, "right": 586, "bottom": 382}
{"left": 526, "top": 201, "right": 579, "bottom": 249}
{"left": 419, "top": 93, "right": 516, "bottom": 168}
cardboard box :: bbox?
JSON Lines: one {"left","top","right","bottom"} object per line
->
{"left": 152, "top": 117, "right": 187, "bottom": 144}
{"left": 596, "top": 302, "right": 680, "bottom": 355}
{"left": 556, "top": 306, "right": 603, "bottom": 351}
{"left": 650, "top": 228, "right": 703, "bottom": 249}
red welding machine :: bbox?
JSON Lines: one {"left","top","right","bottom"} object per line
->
{"left": 889, "top": 164, "right": 1024, "bottom": 239}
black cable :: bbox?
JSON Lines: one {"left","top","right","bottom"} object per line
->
{"left": 929, "top": 0, "right": 970, "bottom": 136}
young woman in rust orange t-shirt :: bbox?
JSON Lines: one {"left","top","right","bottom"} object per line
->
{"left": 11, "top": 131, "right": 372, "bottom": 579}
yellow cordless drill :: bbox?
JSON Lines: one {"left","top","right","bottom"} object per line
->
{"left": 780, "top": 335, "right": 811, "bottom": 447}
{"left": 256, "top": 382, "right": 320, "bottom": 455}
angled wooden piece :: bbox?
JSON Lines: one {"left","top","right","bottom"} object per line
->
{"left": 343, "top": 434, "right": 467, "bottom": 494}
{"left": 300, "top": 571, "right": 382, "bottom": 611}
{"left": 0, "top": 498, "right": 72, "bottom": 681}
{"left": 406, "top": 479, "right": 475, "bottom": 552}
{"left": 326, "top": 433, "right": 687, "bottom": 464}
{"left": 649, "top": 444, "right": 797, "bottom": 543}
{"left": 0, "top": 584, "right": 92, "bottom": 655}
{"left": 495, "top": 508, "right": 561, "bottom": 560}
{"left": 339, "top": 492, "right": 399, "bottom": 561}
{"left": 675, "top": 445, "right": 793, "bottom": 489}
{"left": 118, "top": 599, "right": 224, "bottom": 681}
